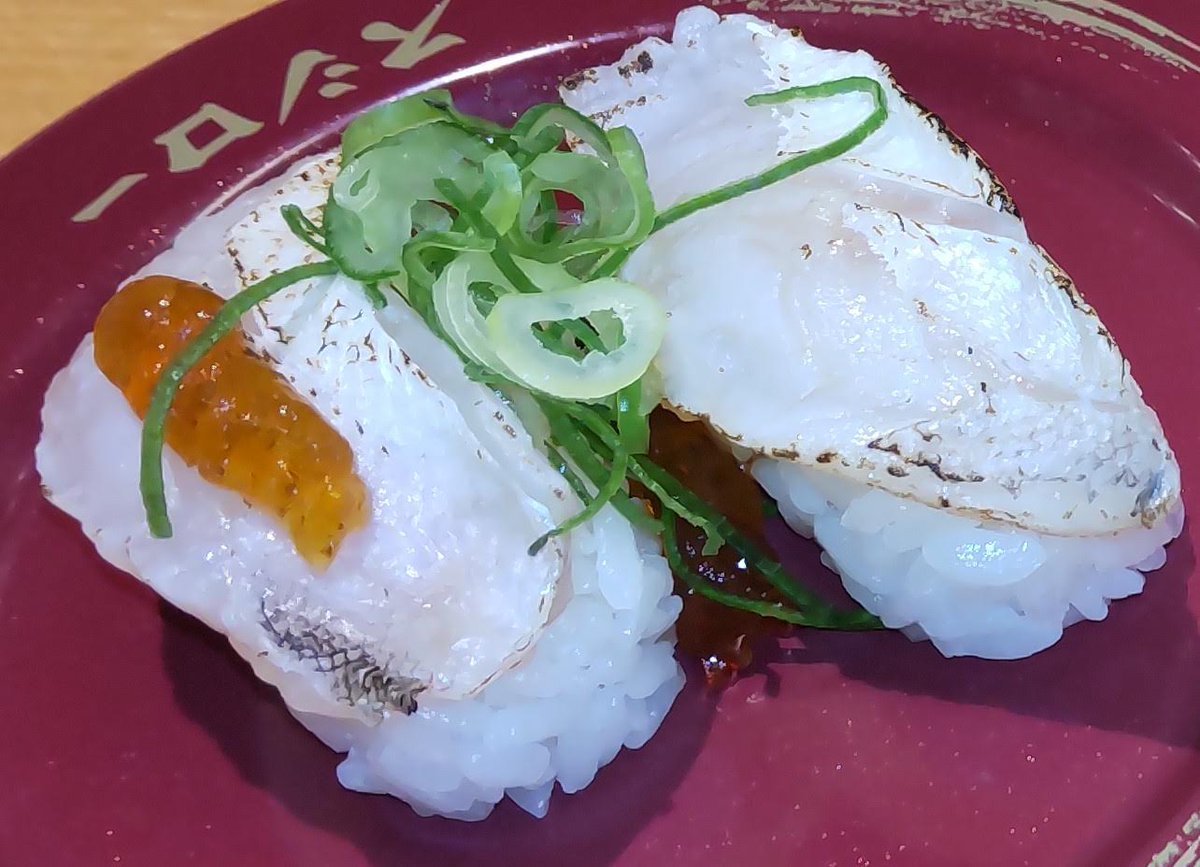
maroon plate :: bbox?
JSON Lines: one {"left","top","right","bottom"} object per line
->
{"left": 4, "top": 1, "right": 1200, "bottom": 864}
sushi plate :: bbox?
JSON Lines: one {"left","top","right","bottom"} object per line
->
{"left": 3, "top": 0, "right": 1200, "bottom": 864}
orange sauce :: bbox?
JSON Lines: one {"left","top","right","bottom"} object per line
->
{"left": 93, "top": 275, "right": 369, "bottom": 567}
{"left": 646, "top": 410, "right": 791, "bottom": 687}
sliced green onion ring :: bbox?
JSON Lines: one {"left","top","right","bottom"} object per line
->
{"left": 433, "top": 176, "right": 610, "bottom": 358}
{"left": 326, "top": 124, "right": 492, "bottom": 280}
{"left": 479, "top": 151, "right": 523, "bottom": 235}
{"left": 486, "top": 279, "right": 665, "bottom": 401}
{"left": 511, "top": 126, "right": 654, "bottom": 264}
{"left": 341, "top": 89, "right": 455, "bottom": 160}
{"left": 432, "top": 253, "right": 514, "bottom": 372}
{"left": 512, "top": 103, "right": 612, "bottom": 160}
{"left": 421, "top": 93, "right": 513, "bottom": 141}
{"left": 399, "top": 230, "right": 493, "bottom": 325}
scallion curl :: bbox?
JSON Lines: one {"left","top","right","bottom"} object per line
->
{"left": 138, "top": 79, "right": 890, "bottom": 633}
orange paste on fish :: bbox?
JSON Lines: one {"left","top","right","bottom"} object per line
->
{"left": 93, "top": 275, "right": 369, "bottom": 567}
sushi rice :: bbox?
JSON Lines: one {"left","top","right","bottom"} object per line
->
{"left": 753, "top": 460, "right": 1182, "bottom": 658}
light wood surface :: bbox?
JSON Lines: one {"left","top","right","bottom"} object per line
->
{"left": 0, "top": 0, "right": 275, "bottom": 155}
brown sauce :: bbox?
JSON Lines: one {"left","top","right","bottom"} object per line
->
{"left": 646, "top": 409, "right": 792, "bottom": 687}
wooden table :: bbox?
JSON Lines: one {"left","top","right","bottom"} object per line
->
{"left": 0, "top": 0, "right": 275, "bottom": 155}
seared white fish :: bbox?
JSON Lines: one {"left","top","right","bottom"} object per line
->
{"left": 563, "top": 7, "right": 1182, "bottom": 657}
{"left": 37, "top": 154, "right": 682, "bottom": 819}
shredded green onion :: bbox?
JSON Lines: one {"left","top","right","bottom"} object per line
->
{"left": 280, "top": 204, "right": 328, "bottom": 255}
{"left": 654, "top": 77, "right": 888, "bottom": 232}
{"left": 661, "top": 520, "right": 880, "bottom": 630}
{"left": 587, "top": 76, "right": 889, "bottom": 280}
{"left": 614, "top": 381, "right": 649, "bottom": 457}
{"left": 137, "top": 78, "right": 890, "bottom": 634}
{"left": 528, "top": 446, "right": 629, "bottom": 556}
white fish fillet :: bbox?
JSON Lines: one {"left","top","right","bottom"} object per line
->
{"left": 43, "top": 153, "right": 573, "bottom": 706}
{"left": 562, "top": 7, "right": 1183, "bottom": 656}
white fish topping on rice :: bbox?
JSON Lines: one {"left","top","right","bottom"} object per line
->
{"left": 36, "top": 152, "right": 683, "bottom": 820}
{"left": 562, "top": 7, "right": 1183, "bottom": 657}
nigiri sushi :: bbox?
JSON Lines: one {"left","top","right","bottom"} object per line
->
{"left": 37, "top": 153, "right": 683, "bottom": 821}
{"left": 560, "top": 7, "right": 1183, "bottom": 658}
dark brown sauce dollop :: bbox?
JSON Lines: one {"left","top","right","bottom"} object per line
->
{"left": 646, "top": 409, "right": 792, "bottom": 687}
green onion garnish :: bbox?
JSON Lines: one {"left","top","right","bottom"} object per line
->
{"left": 586, "top": 76, "right": 888, "bottom": 281}
{"left": 655, "top": 77, "right": 887, "bottom": 232}
{"left": 137, "top": 77, "right": 889, "bottom": 631}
